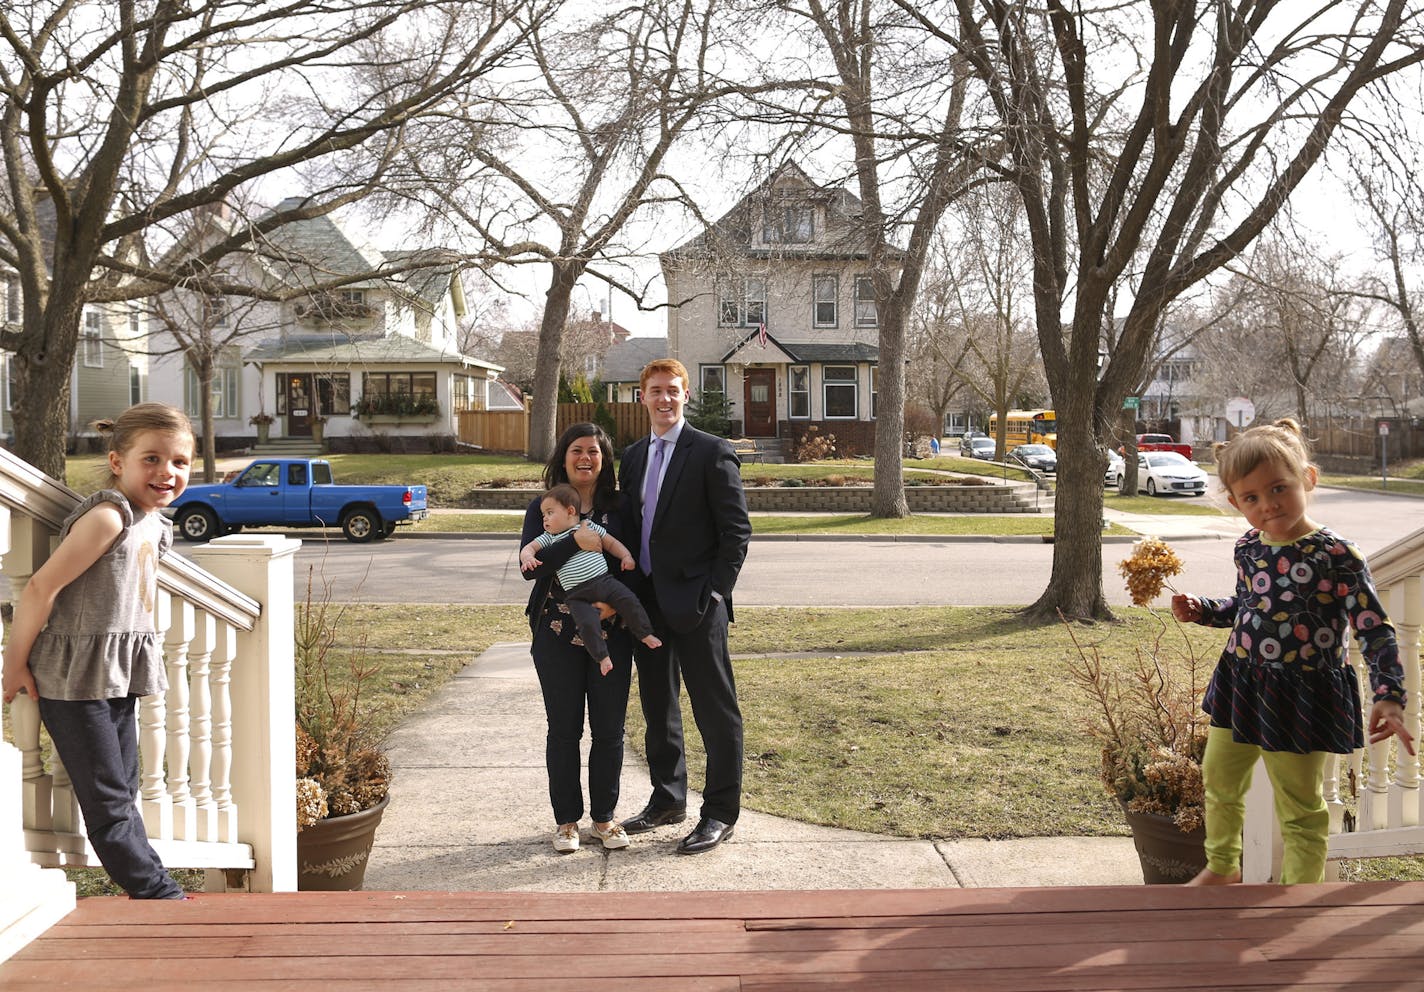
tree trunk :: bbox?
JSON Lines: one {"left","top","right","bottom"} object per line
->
{"left": 12, "top": 301, "right": 82, "bottom": 482}
{"left": 527, "top": 260, "right": 583, "bottom": 465}
{"left": 872, "top": 301, "right": 909, "bottom": 518}
{"left": 1025, "top": 379, "right": 1111, "bottom": 622}
{"left": 1120, "top": 404, "right": 1140, "bottom": 494}
{"left": 195, "top": 352, "right": 217, "bottom": 483}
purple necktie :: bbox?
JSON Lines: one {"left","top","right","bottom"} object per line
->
{"left": 639, "top": 437, "right": 665, "bottom": 574}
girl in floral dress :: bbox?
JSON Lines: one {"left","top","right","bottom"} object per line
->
{"left": 1172, "top": 418, "right": 1413, "bottom": 884}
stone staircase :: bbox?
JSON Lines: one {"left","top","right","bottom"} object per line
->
{"left": 248, "top": 437, "right": 324, "bottom": 458}
{"left": 732, "top": 437, "right": 787, "bottom": 464}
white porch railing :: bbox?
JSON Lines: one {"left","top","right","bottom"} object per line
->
{"left": 0, "top": 448, "right": 298, "bottom": 961}
{"left": 1243, "top": 524, "right": 1424, "bottom": 881}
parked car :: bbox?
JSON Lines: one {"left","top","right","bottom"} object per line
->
{"left": 1104, "top": 450, "right": 1124, "bottom": 487}
{"left": 1009, "top": 443, "right": 1057, "bottom": 474}
{"left": 960, "top": 435, "right": 996, "bottom": 459}
{"left": 167, "top": 458, "right": 428, "bottom": 543}
{"left": 1112, "top": 451, "right": 1209, "bottom": 497}
{"left": 1129, "top": 433, "right": 1194, "bottom": 459}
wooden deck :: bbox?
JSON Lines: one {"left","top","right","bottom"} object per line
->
{"left": 6, "top": 883, "right": 1424, "bottom": 990}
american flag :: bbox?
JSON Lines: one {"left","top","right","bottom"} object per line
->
{"left": 756, "top": 322, "right": 767, "bottom": 347}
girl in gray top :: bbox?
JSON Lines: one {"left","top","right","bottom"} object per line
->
{"left": 2, "top": 403, "right": 195, "bottom": 899}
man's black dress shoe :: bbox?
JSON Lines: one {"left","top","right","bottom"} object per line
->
{"left": 676, "top": 817, "right": 735, "bottom": 855}
{"left": 621, "top": 803, "right": 688, "bottom": 835}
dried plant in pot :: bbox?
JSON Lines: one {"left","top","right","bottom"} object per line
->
{"left": 1061, "top": 538, "right": 1210, "bottom": 883}
{"left": 294, "top": 567, "right": 391, "bottom": 890}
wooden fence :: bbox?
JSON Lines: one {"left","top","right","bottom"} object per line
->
{"left": 456, "top": 403, "right": 647, "bottom": 455}
{"left": 556, "top": 402, "right": 649, "bottom": 449}
{"left": 456, "top": 410, "right": 529, "bottom": 453}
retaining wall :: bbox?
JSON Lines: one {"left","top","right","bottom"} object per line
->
{"left": 462, "top": 484, "right": 1041, "bottom": 514}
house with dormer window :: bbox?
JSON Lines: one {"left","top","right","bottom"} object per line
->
{"left": 143, "top": 201, "right": 503, "bottom": 451}
{"left": 660, "top": 164, "right": 898, "bottom": 454}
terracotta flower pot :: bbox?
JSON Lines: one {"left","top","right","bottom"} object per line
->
{"left": 297, "top": 795, "right": 388, "bottom": 891}
{"left": 1122, "top": 807, "right": 1207, "bottom": 884}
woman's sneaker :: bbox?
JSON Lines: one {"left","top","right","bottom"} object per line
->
{"left": 553, "top": 823, "right": 580, "bottom": 853}
{"left": 592, "top": 821, "right": 630, "bottom": 850}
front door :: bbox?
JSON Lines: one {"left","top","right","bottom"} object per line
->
{"left": 286, "top": 374, "right": 314, "bottom": 437}
{"left": 743, "top": 367, "right": 776, "bottom": 438}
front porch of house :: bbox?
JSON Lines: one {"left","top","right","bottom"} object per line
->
{"left": 8, "top": 440, "right": 1424, "bottom": 971}
{"left": 6, "top": 883, "right": 1424, "bottom": 989}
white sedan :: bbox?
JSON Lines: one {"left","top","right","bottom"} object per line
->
{"left": 1113, "top": 451, "right": 1209, "bottom": 497}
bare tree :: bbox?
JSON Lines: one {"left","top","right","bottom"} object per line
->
{"left": 393, "top": 0, "right": 728, "bottom": 463}
{"left": 0, "top": 0, "right": 528, "bottom": 479}
{"left": 738, "top": 0, "right": 986, "bottom": 516}
{"left": 1355, "top": 158, "right": 1424, "bottom": 388}
{"left": 488, "top": 306, "right": 616, "bottom": 395}
{"left": 904, "top": 0, "right": 1424, "bottom": 620}
{"left": 917, "top": 189, "right": 1046, "bottom": 458}
{"left": 1230, "top": 238, "right": 1373, "bottom": 428}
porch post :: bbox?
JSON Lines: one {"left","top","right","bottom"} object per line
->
{"left": 191, "top": 535, "right": 300, "bottom": 893}
{"left": 0, "top": 509, "right": 75, "bottom": 963}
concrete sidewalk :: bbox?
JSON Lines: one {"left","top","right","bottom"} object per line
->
{"left": 363, "top": 641, "right": 1145, "bottom": 892}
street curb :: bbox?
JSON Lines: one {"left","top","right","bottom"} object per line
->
{"left": 254, "top": 528, "right": 1232, "bottom": 544}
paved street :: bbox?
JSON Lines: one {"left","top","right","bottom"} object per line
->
{"left": 169, "top": 484, "right": 1424, "bottom": 608}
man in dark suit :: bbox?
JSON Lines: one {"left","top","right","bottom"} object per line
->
{"left": 619, "top": 358, "right": 752, "bottom": 854}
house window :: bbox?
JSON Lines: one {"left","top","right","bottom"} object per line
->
{"left": 854, "top": 276, "right": 877, "bottom": 328}
{"left": 789, "top": 365, "right": 810, "bottom": 419}
{"left": 315, "top": 373, "right": 352, "bottom": 415}
{"left": 763, "top": 204, "right": 812, "bottom": 244}
{"left": 717, "top": 278, "right": 768, "bottom": 327}
{"left": 452, "top": 373, "right": 484, "bottom": 413}
{"left": 813, "top": 275, "right": 837, "bottom": 327}
{"left": 128, "top": 306, "right": 142, "bottom": 339}
{"left": 361, "top": 372, "right": 434, "bottom": 414}
{"left": 339, "top": 289, "right": 367, "bottom": 306}
{"left": 82, "top": 311, "right": 103, "bottom": 368}
{"left": 185, "top": 361, "right": 240, "bottom": 418}
{"left": 4, "top": 355, "right": 12, "bottom": 411}
{"left": 824, "top": 365, "right": 857, "bottom": 418}
{"left": 701, "top": 365, "right": 726, "bottom": 398}
{"left": 203, "top": 294, "right": 228, "bottom": 328}
{"left": 871, "top": 365, "right": 878, "bottom": 418}
{"left": 130, "top": 367, "right": 142, "bottom": 406}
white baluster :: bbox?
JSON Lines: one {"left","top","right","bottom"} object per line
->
{"left": 49, "top": 750, "right": 78, "bottom": 838}
{"left": 210, "top": 621, "right": 238, "bottom": 844}
{"left": 1388, "top": 575, "right": 1422, "bottom": 827}
{"left": 1323, "top": 753, "right": 1345, "bottom": 834}
{"left": 3, "top": 518, "right": 54, "bottom": 837}
{"left": 11, "top": 695, "right": 48, "bottom": 835}
{"left": 139, "top": 597, "right": 172, "bottom": 841}
{"left": 1362, "top": 645, "right": 1392, "bottom": 830}
{"left": 163, "top": 594, "right": 196, "bottom": 840}
{"left": 188, "top": 610, "right": 218, "bottom": 842}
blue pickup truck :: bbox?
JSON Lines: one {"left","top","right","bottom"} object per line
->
{"left": 168, "top": 458, "right": 428, "bottom": 543}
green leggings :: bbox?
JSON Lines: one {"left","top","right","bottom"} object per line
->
{"left": 1202, "top": 725, "right": 1329, "bottom": 884}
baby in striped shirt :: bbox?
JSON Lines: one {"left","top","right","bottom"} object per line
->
{"left": 520, "top": 483, "right": 662, "bottom": 674}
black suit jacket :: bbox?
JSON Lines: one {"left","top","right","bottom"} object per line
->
{"left": 620, "top": 425, "right": 751, "bottom": 633}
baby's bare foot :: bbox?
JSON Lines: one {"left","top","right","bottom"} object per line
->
{"left": 642, "top": 634, "right": 663, "bottom": 650}
{"left": 1186, "top": 867, "right": 1241, "bottom": 886}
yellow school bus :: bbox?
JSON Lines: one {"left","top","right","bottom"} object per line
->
{"left": 987, "top": 410, "right": 1057, "bottom": 449}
